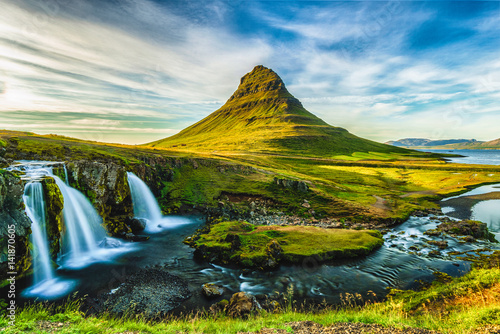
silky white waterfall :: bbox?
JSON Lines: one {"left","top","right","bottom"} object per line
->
{"left": 127, "top": 172, "right": 162, "bottom": 231}
{"left": 52, "top": 175, "right": 109, "bottom": 268}
{"left": 11, "top": 162, "right": 76, "bottom": 299}
{"left": 23, "top": 182, "right": 54, "bottom": 284}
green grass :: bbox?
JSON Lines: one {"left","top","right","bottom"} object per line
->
{"left": 190, "top": 221, "right": 383, "bottom": 268}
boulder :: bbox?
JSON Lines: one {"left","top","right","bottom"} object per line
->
{"left": 436, "top": 220, "right": 497, "bottom": 242}
{"left": 202, "top": 283, "right": 224, "bottom": 298}
{"left": 225, "top": 292, "right": 262, "bottom": 318}
{"left": 128, "top": 217, "right": 147, "bottom": 234}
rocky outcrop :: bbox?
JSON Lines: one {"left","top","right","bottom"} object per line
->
{"left": 274, "top": 177, "right": 309, "bottom": 192}
{"left": 425, "top": 219, "right": 497, "bottom": 242}
{"left": 64, "top": 161, "right": 133, "bottom": 236}
{"left": 0, "top": 170, "right": 32, "bottom": 280}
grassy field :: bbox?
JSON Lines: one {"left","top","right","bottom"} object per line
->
{"left": 2, "top": 130, "right": 500, "bottom": 222}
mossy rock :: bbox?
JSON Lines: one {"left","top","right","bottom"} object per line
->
{"left": 42, "top": 178, "right": 64, "bottom": 257}
{"left": 189, "top": 221, "right": 384, "bottom": 270}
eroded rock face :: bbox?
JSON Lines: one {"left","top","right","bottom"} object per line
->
{"left": 0, "top": 170, "right": 31, "bottom": 280}
{"left": 41, "top": 177, "right": 64, "bottom": 257}
{"left": 65, "top": 161, "right": 133, "bottom": 236}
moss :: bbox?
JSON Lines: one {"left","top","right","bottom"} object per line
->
{"left": 42, "top": 178, "right": 64, "bottom": 257}
{"left": 190, "top": 221, "right": 384, "bottom": 270}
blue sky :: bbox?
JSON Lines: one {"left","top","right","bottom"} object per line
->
{"left": 0, "top": 0, "right": 499, "bottom": 144}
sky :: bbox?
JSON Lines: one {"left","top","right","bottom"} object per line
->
{"left": 0, "top": 0, "right": 499, "bottom": 145}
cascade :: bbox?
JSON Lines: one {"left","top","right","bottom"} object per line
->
{"left": 23, "top": 182, "right": 54, "bottom": 285}
{"left": 7, "top": 161, "right": 133, "bottom": 299}
{"left": 9, "top": 162, "right": 76, "bottom": 299}
{"left": 126, "top": 172, "right": 163, "bottom": 231}
{"left": 52, "top": 175, "right": 109, "bottom": 268}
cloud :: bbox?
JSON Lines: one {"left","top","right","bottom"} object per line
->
{"left": 1, "top": 0, "right": 499, "bottom": 144}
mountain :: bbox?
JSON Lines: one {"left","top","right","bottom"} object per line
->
{"left": 150, "top": 66, "right": 409, "bottom": 157}
{"left": 386, "top": 138, "right": 481, "bottom": 147}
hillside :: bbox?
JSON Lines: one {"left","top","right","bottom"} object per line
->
{"left": 386, "top": 138, "right": 481, "bottom": 147}
{"left": 150, "top": 66, "right": 411, "bottom": 157}
{"left": 387, "top": 137, "right": 500, "bottom": 150}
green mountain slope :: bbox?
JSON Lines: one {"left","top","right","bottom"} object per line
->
{"left": 150, "top": 65, "right": 410, "bottom": 157}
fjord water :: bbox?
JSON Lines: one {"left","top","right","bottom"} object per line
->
{"left": 424, "top": 149, "right": 500, "bottom": 165}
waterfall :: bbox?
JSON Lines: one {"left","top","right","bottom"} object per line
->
{"left": 127, "top": 172, "right": 163, "bottom": 231}
{"left": 63, "top": 164, "right": 69, "bottom": 185}
{"left": 52, "top": 175, "right": 109, "bottom": 269}
{"left": 7, "top": 161, "right": 134, "bottom": 300}
{"left": 23, "top": 182, "right": 54, "bottom": 284}
{"left": 11, "top": 163, "right": 76, "bottom": 299}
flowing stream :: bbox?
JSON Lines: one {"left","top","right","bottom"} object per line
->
{"left": 8, "top": 159, "right": 500, "bottom": 308}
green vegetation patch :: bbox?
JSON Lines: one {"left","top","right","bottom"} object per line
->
{"left": 189, "top": 221, "right": 383, "bottom": 269}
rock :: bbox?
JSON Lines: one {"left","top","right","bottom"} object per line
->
{"left": 225, "top": 292, "right": 262, "bottom": 318}
{"left": 98, "top": 268, "right": 190, "bottom": 317}
{"left": 128, "top": 217, "right": 147, "bottom": 234}
{"left": 209, "top": 299, "right": 228, "bottom": 315}
{"left": 263, "top": 239, "right": 283, "bottom": 269}
{"left": 436, "top": 220, "right": 497, "bottom": 242}
{"left": 461, "top": 235, "right": 476, "bottom": 243}
{"left": 65, "top": 161, "right": 133, "bottom": 236}
{"left": 124, "top": 233, "right": 150, "bottom": 242}
{"left": 273, "top": 177, "right": 309, "bottom": 192}
{"left": 224, "top": 233, "right": 241, "bottom": 250}
{"left": 202, "top": 283, "right": 224, "bottom": 298}
{"left": 0, "top": 170, "right": 32, "bottom": 280}
{"left": 424, "top": 229, "right": 441, "bottom": 236}
{"left": 301, "top": 201, "right": 311, "bottom": 208}
{"left": 427, "top": 240, "right": 448, "bottom": 249}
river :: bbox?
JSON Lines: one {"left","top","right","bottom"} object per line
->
{"left": 8, "top": 153, "right": 500, "bottom": 311}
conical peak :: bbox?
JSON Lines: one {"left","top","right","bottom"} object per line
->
{"left": 228, "top": 65, "right": 289, "bottom": 101}
{"left": 240, "top": 65, "right": 282, "bottom": 85}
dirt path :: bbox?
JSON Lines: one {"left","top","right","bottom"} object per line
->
{"left": 372, "top": 195, "right": 391, "bottom": 211}
{"left": 400, "top": 190, "right": 436, "bottom": 198}
{"left": 241, "top": 321, "right": 441, "bottom": 334}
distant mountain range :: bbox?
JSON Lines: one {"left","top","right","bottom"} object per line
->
{"left": 150, "top": 65, "right": 411, "bottom": 157}
{"left": 386, "top": 138, "right": 500, "bottom": 149}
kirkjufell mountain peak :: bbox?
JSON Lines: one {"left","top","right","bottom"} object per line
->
{"left": 149, "top": 65, "right": 408, "bottom": 157}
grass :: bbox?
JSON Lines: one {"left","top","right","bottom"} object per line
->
{"left": 2, "top": 129, "right": 500, "bottom": 223}
{"left": 2, "top": 266, "right": 500, "bottom": 333}
{"left": 190, "top": 221, "right": 383, "bottom": 268}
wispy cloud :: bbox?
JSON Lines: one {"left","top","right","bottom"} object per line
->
{"left": 0, "top": 0, "right": 499, "bottom": 144}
